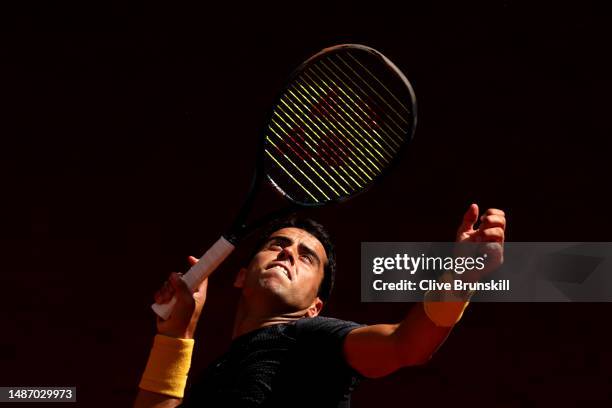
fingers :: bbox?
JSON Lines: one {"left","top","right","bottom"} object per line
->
{"left": 154, "top": 272, "right": 190, "bottom": 305}
{"left": 478, "top": 226, "right": 505, "bottom": 243}
{"left": 482, "top": 208, "right": 505, "bottom": 217}
{"left": 186, "top": 256, "right": 208, "bottom": 293}
{"left": 478, "top": 208, "right": 506, "bottom": 243}
{"left": 154, "top": 256, "right": 203, "bottom": 305}
{"left": 154, "top": 278, "right": 175, "bottom": 304}
{"left": 479, "top": 214, "right": 506, "bottom": 230}
{"left": 168, "top": 272, "right": 195, "bottom": 304}
{"left": 194, "top": 277, "right": 209, "bottom": 295}
{"left": 458, "top": 203, "right": 479, "bottom": 234}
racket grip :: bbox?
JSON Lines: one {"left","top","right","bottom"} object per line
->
{"left": 151, "top": 236, "right": 235, "bottom": 320}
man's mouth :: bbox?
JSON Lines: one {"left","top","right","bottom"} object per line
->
{"left": 268, "top": 264, "right": 292, "bottom": 280}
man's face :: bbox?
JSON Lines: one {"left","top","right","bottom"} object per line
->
{"left": 235, "top": 227, "right": 328, "bottom": 314}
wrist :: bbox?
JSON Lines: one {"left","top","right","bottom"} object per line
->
{"left": 422, "top": 272, "right": 474, "bottom": 328}
{"left": 423, "top": 294, "right": 471, "bottom": 327}
{"left": 437, "top": 271, "right": 477, "bottom": 301}
{"left": 157, "top": 322, "right": 198, "bottom": 340}
{"left": 139, "top": 334, "right": 195, "bottom": 398}
{"left": 158, "top": 330, "right": 194, "bottom": 340}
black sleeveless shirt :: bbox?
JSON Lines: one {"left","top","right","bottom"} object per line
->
{"left": 179, "top": 316, "right": 364, "bottom": 408}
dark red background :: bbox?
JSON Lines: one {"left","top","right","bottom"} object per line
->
{"left": 2, "top": 1, "right": 611, "bottom": 406}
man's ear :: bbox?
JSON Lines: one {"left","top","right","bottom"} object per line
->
{"left": 306, "top": 297, "right": 324, "bottom": 317}
{"left": 234, "top": 267, "right": 247, "bottom": 288}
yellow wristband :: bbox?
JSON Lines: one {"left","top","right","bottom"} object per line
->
{"left": 423, "top": 296, "right": 471, "bottom": 327}
{"left": 139, "top": 334, "right": 195, "bottom": 398}
{"left": 422, "top": 271, "right": 475, "bottom": 327}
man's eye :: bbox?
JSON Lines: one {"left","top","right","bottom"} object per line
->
{"left": 300, "top": 254, "right": 313, "bottom": 264}
{"left": 270, "top": 244, "right": 282, "bottom": 250}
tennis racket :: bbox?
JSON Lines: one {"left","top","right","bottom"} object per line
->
{"left": 152, "top": 44, "right": 417, "bottom": 319}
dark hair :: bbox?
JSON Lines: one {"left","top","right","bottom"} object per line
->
{"left": 250, "top": 216, "right": 336, "bottom": 302}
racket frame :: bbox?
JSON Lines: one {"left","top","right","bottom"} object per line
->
{"left": 259, "top": 44, "right": 417, "bottom": 208}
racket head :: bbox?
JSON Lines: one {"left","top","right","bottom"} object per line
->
{"left": 258, "top": 44, "right": 417, "bottom": 207}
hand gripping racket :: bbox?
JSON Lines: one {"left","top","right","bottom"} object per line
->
{"left": 152, "top": 44, "right": 417, "bottom": 319}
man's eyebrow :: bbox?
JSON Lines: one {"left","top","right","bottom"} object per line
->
{"left": 267, "top": 235, "right": 322, "bottom": 266}
{"left": 298, "top": 242, "right": 322, "bottom": 266}
{"left": 267, "top": 235, "right": 293, "bottom": 245}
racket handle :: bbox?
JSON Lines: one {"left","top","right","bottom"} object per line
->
{"left": 151, "top": 236, "right": 235, "bottom": 320}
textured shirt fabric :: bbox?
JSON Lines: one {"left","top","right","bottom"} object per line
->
{"left": 179, "top": 316, "right": 364, "bottom": 408}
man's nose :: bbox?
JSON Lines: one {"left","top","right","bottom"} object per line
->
{"left": 277, "top": 246, "right": 296, "bottom": 264}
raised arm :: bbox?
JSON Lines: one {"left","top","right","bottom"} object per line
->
{"left": 134, "top": 257, "right": 208, "bottom": 408}
{"left": 344, "top": 204, "right": 506, "bottom": 378}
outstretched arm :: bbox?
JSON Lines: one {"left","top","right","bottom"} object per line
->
{"left": 343, "top": 204, "right": 506, "bottom": 378}
{"left": 343, "top": 303, "right": 452, "bottom": 378}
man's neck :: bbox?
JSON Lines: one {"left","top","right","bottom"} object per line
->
{"left": 232, "top": 296, "right": 311, "bottom": 339}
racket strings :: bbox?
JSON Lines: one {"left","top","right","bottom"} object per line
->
{"left": 264, "top": 149, "right": 320, "bottom": 202}
{"left": 296, "top": 74, "right": 395, "bottom": 164}
{"left": 288, "top": 82, "right": 384, "bottom": 176}
{"left": 268, "top": 123, "right": 348, "bottom": 196}
{"left": 324, "top": 57, "right": 408, "bottom": 136}
{"left": 294, "top": 77, "right": 391, "bottom": 167}
{"left": 267, "top": 86, "right": 388, "bottom": 200}
{"left": 309, "top": 62, "right": 404, "bottom": 148}
{"left": 313, "top": 53, "right": 411, "bottom": 156}
{"left": 276, "top": 91, "right": 371, "bottom": 186}
{"left": 265, "top": 135, "right": 332, "bottom": 201}
{"left": 273, "top": 97, "right": 367, "bottom": 189}
{"left": 268, "top": 116, "right": 354, "bottom": 195}
{"left": 264, "top": 50, "right": 414, "bottom": 204}
{"left": 340, "top": 53, "right": 411, "bottom": 124}
{"left": 305, "top": 66, "right": 401, "bottom": 152}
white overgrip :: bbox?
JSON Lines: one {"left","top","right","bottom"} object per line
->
{"left": 151, "top": 236, "right": 235, "bottom": 320}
